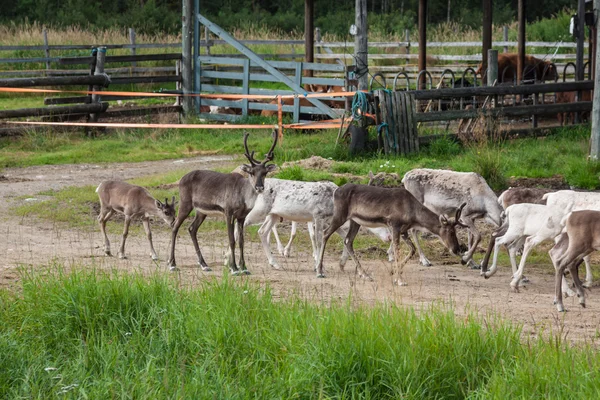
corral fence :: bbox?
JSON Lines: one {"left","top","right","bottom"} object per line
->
{"left": 0, "top": 25, "right": 594, "bottom": 129}
{"left": 373, "top": 80, "right": 594, "bottom": 155}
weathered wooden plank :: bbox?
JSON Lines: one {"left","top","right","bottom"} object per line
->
{"left": 0, "top": 75, "right": 110, "bottom": 87}
{"left": 0, "top": 102, "right": 108, "bottom": 119}
{"left": 415, "top": 101, "right": 593, "bottom": 122}
{"left": 110, "top": 76, "right": 181, "bottom": 84}
{"left": 411, "top": 81, "right": 594, "bottom": 100}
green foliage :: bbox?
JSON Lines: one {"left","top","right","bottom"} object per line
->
{"left": 2, "top": 269, "right": 600, "bottom": 398}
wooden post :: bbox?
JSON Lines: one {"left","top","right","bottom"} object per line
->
{"left": 576, "top": 0, "right": 586, "bottom": 123}
{"left": 418, "top": 0, "right": 427, "bottom": 90}
{"left": 242, "top": 59, "right": 250, "bottom": 118}
{"left": 487, "top": 49, "right": 498, "bottom": 109}
{"left": 355, "top": 0, "right": 368, "bottom": 91}
{"left": 293, "top": 62, "right": 302, "bottom": 122}
{"left": 590, "top": 0, "right": 600, "bottom": 160}
{"left": 182, "top": 0, "right": 194, "bottom": 116}
{"left": 42, "top": 28, "right": 50, "bottom": 75}
{"left": 405, "top": 29, "right": 410, "bottom": 65}
{"left": 194, "top": 0, "right": 200, "bottom": 114}
{"left": 482, "top": 0, "right": 492, "bottom": 81}
{"left": 204, "top": 26, "right": 211, "bottom": 56}
{"left": 517, "top": 0, "right": 526, "bottom": 84}
{"left": 89, "top": 47, "right": 106, "bottom": 129}
{"left": 503, "top": 26, "right": 509, "bottom": 53}
{"left": 129, "top": 28, "right": 137, "bottom": 68}
{"left": 305, "top": 0, "right": 314, "bottom": 78}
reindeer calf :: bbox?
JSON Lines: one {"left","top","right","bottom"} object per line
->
{"left": 96, "top": 181, "right": 176, "bottom": 260}
{"left": 550, "top": 210, "right": 600, "bottom": 312}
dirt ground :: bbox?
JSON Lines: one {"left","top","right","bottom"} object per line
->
{"left": 1, "top": 156, "right": 599, "bottom": 345}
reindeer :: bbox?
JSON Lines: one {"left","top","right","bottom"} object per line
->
{"left": 96, "top": 181, "right": 176, "bottom": 260}
{"left": 166, "top": 131, "right": 278, "bottom": 273}
{"left": 243, "top": 178, "right": 394, "bottom": 270}
{"left": 402, "top": 168, "right": 504, "bottom": 268}
{"left": 549, "top": 210, "right": 600, "bottom": 312}
{"left": 315, "top": 183, "right": 465, "bottom": 285}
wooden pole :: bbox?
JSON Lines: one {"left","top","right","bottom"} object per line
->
{"left": 129, "top": 28, "right": 137, "bottom": 68}
{"left": 590, "top": 0, "right": 600, "bottom": 160}
{"left": 89, "top": 47, "right": 106, "bottom": 124}
{"left": 305, "top": 0, "right": 314, "bottom": 78}
{"left": 517, "top": 0, "right": 526, "bottom": 84}
{"left": 482, "top": 0, "right": 492, "bottom": 78}
{"left": 42, "top": 28, "right": 50, "bottom": 75}
{"left": 576, "top": 0, "right": 586, "bottom": 123}
{"left": 418, "top": 0, "right": 427, "bottom": 90}
{"left": 181, "top": 0, "right": 194, "bottom": 116}
{"left": 405, "top": 29, "right": 410, "bottom": 65}
{"left": 355, "top": 0, "right": 368, "bottom": 90}
{"left": 503, "top": 26, "right": 509, "bottom": 53}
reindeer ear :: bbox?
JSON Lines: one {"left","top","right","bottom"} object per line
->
{"left": 439, "top": 214, "right": 449, "bottom": 226}
{"left": 155, "top": 199, "right": 164, "bottom": 209}
{"left": 240, "top": 164, "right": 252, "bottom": 174}
{"left": 266, "top": 164, "right": 278, "bottom": 173}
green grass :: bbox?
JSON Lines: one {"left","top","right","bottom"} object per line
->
{"left": 1, "top": 268, "right": 600, "bottom": 399}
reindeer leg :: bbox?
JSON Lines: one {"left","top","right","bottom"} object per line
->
{"left": 316, "top": 215, "right": 347, "bottom": 278}
{"left": 188, "top": 213, "right": 211, "bottom": 271}
{"left": 118, "top": 215, "right": 132, "bottom": 259}
{"left": 307, "top": 221, "right": 318, "bottom": 263}
{"left": 510, "top": 236, "right": 538, "bottom": 290}
{"left": 258, "top": 215, "right": 281, "bottom": 269}
{"left": 167, "top": 201, "right": 193, "bottom": 271}
{"left": 568, "top": 257, "right": 587, "bottom": 308}
{"left": 410, "top": 230, "right": 432, "bottom": 267}
{"left": 226, "top": 214, "right": 240, "bottom": 275}
{"left": 583, "top": 255, "right": 593, "bottom": 288}
{"left": 270, "top": 224, "right": 285, "bottom": 256}
{"left": 461, "top": 217, "right": 481, "bottom": 269}
{"left": 98, "top": 208, "right": 113, "bottom": 256}
{"left": 140, "top": 217, "right": 158, "bottom": 261}
{"left": 283, "top": 221, "right": 297, "bottom": 258}
{"left": 391, "top": 229, "right": 414, "bottom": 286}
{"left": 343, "top": 221, "right": 372, "bottom": 281}
{"left": 237, "top": 218, "right": 249, "bottom": 274}
{"left": 336, "top": 223, "right": 350, "bottom": 270}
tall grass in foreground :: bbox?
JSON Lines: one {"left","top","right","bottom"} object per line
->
{"left": 1, "top": 268, "right": 600, "bottom": 399}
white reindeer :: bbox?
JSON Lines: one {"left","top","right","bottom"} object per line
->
{"left": 402, "top": 168, "right": 503, "bottom": 268}
{"left": 96, "top": 181, "right": 176, "bottom": 260}
{"left": 479, "top": 202, "right": 573, "bottom": 291}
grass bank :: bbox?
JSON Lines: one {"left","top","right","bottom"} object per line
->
{"left": 1, "top": 269, "right": 599, "bottom": 399}
{"left": 2, "top": 124, "right": 597, "bottom": 189}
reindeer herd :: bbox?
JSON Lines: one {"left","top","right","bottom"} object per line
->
{"left": 96, "top": 131, "right": 600, "bottom": 312}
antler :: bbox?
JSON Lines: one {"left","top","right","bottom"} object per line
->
{"left": 454, "top": 203, "right": 468, "bottom": 227}
{"left": 243, "top": 131, "right": 260, "bottom": 166}
{"left": 262, "top": 130, "right": 278, "bottom": 164}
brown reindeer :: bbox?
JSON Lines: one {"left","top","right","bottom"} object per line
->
{"left": 315, "top": 183, "right": 465, "bottom": 285}
{"left": 96, "top": 181, "right": 176, "bottom": 260}
{"left": 166, "top": 131, "right": 278, "bottom": 273}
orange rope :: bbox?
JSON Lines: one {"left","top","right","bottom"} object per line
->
{"left": 0, "top": 87, "right": 361, "bottom": 100}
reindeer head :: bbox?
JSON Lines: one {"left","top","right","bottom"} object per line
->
{"left": 437, "top": 202, "right": 467, "bottom": 256}
{"left": 155, "top": 196, "right": 177, "bottom": 227}
{"left": 240, "top": 130, "right": 278, "bottom": 193}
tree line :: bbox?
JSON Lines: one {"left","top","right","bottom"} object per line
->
{"left": 0, "top": 0, "right": 574, "bottom": 36}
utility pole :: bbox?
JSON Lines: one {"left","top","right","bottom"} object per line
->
{"left": 355, "top": 0, "right": 368, "bottom": 90}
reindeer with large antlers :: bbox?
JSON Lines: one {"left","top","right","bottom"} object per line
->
{"left": 167, "top": 131, "right": 278, "bottom": 273}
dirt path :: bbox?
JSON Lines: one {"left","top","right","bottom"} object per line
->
{"left": 1, "top": 156, "right": 599, "bottom": 345}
